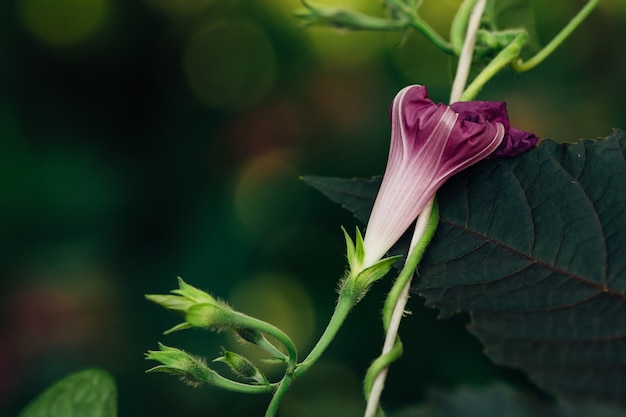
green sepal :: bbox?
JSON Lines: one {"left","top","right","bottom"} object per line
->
{"left": 163, "top": 322, "right": 193, "bottom": 335}
{"left": 354, "top": 255, "right": 401, "bottom": 287}
{"left": 354, "top": 255, "right": 402, "bottom": 300}
{"left": 341, "top": 226, "right": 401, "bottom": 301}
{"left": 171, "top": 277, "right": 215, "bottom": 302}
{"left": 342, "top": 226, "right": 362, "bottom": 273}
{"left": 342, "top": 226, "right": 367, "bottom": 274}
{"left": 342, "top": 255, "right": 401, "bottom": 302}
{"left": 186, "top": 303, "right": 233, "bottom": 332}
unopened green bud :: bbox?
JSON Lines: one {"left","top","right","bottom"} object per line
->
{"left": 234, "top": 327, "right": 264, "bottom": 345}
{"left": 146, "top": 277, "right": 236, "bottom": 334}
{"left": 214, "top": 349, "right": 268, "bottom": 385}
{"left": 145, "top": 343, "right": 215, "bottom": 387}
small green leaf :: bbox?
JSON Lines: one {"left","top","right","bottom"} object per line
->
{"left": 18, "top": 368, "right": 117, "bottom": 417}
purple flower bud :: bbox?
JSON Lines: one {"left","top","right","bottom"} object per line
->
{"left": 361, "top": 85, "right": 537, "bottom": 267}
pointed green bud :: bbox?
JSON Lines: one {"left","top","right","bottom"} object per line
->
{"left": 144, "top": 294, "right": 191, "bottom": 315}
{"left": 145, "top": 343, "right": 216, "bottom": 387}
{"left": 146, "top": 277, "right": 236, "bottom": 334}
{"left": 214, "top": 349, "right": 269, "bottom": 386}
{"left": 146, "top": 277, "right": 219, "bottom": 316}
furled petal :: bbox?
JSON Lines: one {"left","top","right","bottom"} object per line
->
{"left": 451, "top": 101, "right": 539, "bottom": 157}
{"left": 361, "top": 85, "right": 536, "bottom": 268}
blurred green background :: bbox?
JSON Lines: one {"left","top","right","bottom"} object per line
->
{"left": 1, "top": 0, "right": 624, "bottom": 416}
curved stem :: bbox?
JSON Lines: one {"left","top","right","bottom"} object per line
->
{"left": 232, "top": 312, "right": 298, "bottom": 371}
{"left": 232, "top": 315, "right": 298, "bottom": 416}
{"left": 363, "top": 338, "right": 402, "bottom": 400}
{"left": 264, "top": 374, "right": 294, "bottom": 417}
{"left": 450, "top": 0, "right": 478, "bottom": 54}
{"left": 512, "top": 0, "right": 600, "bottom": 72}
{"left": 206, "top": 368, "right": 277, "bottom": 394}
{"left": 382, "top": 200, "right": 438, "bottom": 327}
{"left": 408, "top": 16, "right": 454, "bottom": 55}
{"left": 294, "top": 292, "right": 355, "bottom": 378}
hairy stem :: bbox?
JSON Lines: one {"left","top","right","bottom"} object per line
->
{"left": 264, "top": 374, "right": 294, "bottom": 417}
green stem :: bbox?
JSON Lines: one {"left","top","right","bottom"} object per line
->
{"left": 232, "top": 314, "right": 298, "bottom": 416}
{"left": 408, "top": 15, "right": 454, "bottom": 55}
{"left": 382, "top": 202, "right": 439, "bottom": 328}
{"left": 232, "top": 312, "right": 298, "bottom": 371}
{"left": 449, "top": 0, "right": 478, "bottom": 54}
{"left": 206, "top": 368, "right": 277, "bottom": 394}
{"left": 293, "top": 292, "right": 356, "bottom": 378}
{"left": 460, "top": 32, "right": 527, "bottom": 101}
{"left": 264, "top": 374, "right": 294, "bottom": 417}
{"left": 256, "top": 334, "right": 290, "bottom": 362}
{"left": 512, "top": 0, "right": 600, "bottom": 72}
{"left": 363, "top": 338, "right": 402, "bottom": 399}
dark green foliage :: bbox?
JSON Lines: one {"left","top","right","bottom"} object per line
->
{"left": 394, "top": 384, "right": 626, "bottom": 417}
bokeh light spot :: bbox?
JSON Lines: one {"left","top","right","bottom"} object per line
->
{"left": 234, "top": 149, "right": 308, "bottom": 236}
{"left": 182, "top": 19, "right": 276, "bottom": 111}
{"left": 229, "top": 273, "right": 315, "bottom": 353}
{"left": 18, "top": 0, "right": 109, "bottom": 46}
{"left": 302, "top": 0, "right": 388, "bottom": 67}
